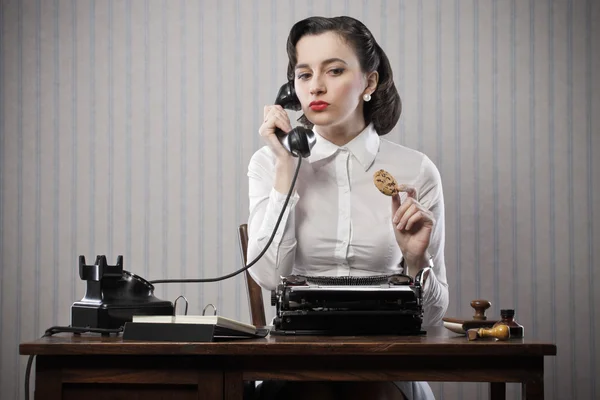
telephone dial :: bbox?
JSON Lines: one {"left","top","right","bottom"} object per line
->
{"left": 274, "top": 82, "right": 316, "bottom": 158}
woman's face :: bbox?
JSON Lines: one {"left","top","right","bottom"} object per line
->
{"left": 293, "top": 31, "right": 376, "bottom": 132}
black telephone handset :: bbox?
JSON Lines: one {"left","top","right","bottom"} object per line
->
{"left": 274, "top": 82, "right": 316, "bottom": 158}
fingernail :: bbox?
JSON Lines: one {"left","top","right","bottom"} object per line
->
{"left": 393, "top": 217, "right": 398, "bottom": 224}
{"left": 398, "top": 222, "right": 404, "bottom": 230}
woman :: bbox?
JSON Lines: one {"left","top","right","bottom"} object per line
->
{"left": 247, "top": 16, "right": 449, "bottom": 400}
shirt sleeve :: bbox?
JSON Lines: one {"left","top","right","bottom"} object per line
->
{"left": 246, "top": 148, "right": 299, "bottom": 290}
{"left": 416, "top": 155, "right": 450, "bottom": 326}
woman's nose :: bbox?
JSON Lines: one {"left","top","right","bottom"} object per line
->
{"left": 309, "top": 78, "right": 326, "bottom": 96}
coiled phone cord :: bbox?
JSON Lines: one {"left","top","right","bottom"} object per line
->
{"left": 23, "top": 154, "right": 302, "bottom": 399}
{"left": 149, "top": 153, "right": 302, "bottom": 284}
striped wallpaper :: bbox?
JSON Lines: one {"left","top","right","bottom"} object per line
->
{"left": 1, "top": 1, "right": 598, "bottom": 399}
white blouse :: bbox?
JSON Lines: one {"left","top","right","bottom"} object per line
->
{"left": 246, "top": 123, "right": 449, "bottom": 326}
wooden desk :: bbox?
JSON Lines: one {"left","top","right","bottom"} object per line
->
{"left": 19, "top": 326, "right": 556, "bottom": 400}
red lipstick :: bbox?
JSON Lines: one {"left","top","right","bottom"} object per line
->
{"left": 309, "top": 101, "right": 329, "bottom": 111}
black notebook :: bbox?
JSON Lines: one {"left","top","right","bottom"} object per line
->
{"left": 123, "top": 315, "right": 269, "bottom": 342}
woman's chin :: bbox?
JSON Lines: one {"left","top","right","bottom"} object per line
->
{"left": 305, "top": 112, "right": 337, "bottom": 127}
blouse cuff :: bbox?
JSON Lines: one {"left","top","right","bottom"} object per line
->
{"left": 422, "top": 268, "right": 437, "bottom": 302}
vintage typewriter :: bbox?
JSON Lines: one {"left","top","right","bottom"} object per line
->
{"left": 270, "top": 268, "right": 429, "bottom": 335}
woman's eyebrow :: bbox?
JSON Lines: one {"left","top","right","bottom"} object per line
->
{"left": 295, "top": 58, "right": 348, "bottom": 70}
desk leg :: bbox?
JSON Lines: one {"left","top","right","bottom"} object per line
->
{"left": 35, "top": 356, "right": 62, "bottom": 400}
{"left": 489, "top": 382, "right": 506, "bottom": 400}
{"left": 522, "top": 379, "right": 544, "bottom": 400}
{"left": 198, "top": 371, "right": 224, "bottom": 400}
{"left": 223, "top": 371, "right": 244, "bottom": 400}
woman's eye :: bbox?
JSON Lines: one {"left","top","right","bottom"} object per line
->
{"left": 297, "top": 73, "right": 311, "bottom": 80}
{"left": 329, "top": 68, "right": 344, "bottom": 75}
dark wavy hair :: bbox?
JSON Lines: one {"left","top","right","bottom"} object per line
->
{"left": 286, "top": 16, "right": 401, "bottom": 136}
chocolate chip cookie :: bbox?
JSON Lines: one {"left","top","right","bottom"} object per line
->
{"left": 373, "top": 169, "right": 399, "bottom": 196}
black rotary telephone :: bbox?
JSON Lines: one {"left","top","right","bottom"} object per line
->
{"left": 57, "top": 84, "right": 317, "bottom": 337}
{"left": 274, "top": 82, "right": 316, "bottom": 158}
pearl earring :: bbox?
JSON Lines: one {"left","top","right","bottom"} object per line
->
{"left": 363, "top": 93, "right": 371, "bottom": 102}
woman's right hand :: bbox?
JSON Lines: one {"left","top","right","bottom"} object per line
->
{"left": 259, "top": 105, "right": 297, "bottom": 195}
{"left": 259, "top": 105, "right": 294, "bottom": 161}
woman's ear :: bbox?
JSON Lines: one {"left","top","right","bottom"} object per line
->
{"left": 364, "top": 71, "right": 379, "bottom": 96}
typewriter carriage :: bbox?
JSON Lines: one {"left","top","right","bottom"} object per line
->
{"left": 270, "top": 271, "right": 429, "bottom": 336}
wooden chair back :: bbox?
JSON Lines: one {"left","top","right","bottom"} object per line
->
{"left": 238, "top": 224, "right": 267, "bottom": 327}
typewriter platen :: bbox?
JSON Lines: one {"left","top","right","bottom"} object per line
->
{"left": 271, "top": 269, "right": 429, "bottom": 335}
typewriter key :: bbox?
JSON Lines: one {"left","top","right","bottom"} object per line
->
{"left": 387, "top": 274, "right": 412, "bottom": 285}
{"left": 284, "top": 275, "right": 307, "bottom": 286}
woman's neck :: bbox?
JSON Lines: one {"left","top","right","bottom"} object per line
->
{"left": 315, "top": 115, "right": 367, "bottom": 147}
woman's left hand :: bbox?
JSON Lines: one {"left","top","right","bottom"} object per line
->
{"left": 391, "top": 187, "right": 435, "bottom": 271}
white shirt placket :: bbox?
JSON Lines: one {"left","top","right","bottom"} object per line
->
{"left": 335, "top": 149, "right": 351, "bottom": 275}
